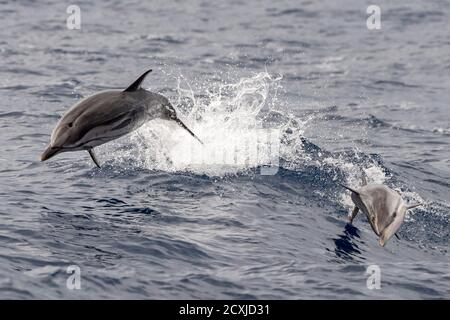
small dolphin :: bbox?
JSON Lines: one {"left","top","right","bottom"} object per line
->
{"left": 41, "top": 69, "right": 202, "bottom": 168}
{"left": 341, "top": 179, "right": 421, "bottom": 246}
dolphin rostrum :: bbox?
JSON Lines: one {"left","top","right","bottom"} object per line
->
{"left": 341, "top": 180, "right": 421, "bottom": 247}
{"left": 40, "top": 69, "right": 202, "bottom": 168}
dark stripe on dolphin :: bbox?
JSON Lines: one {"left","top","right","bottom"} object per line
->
{"left": 75, "top": 111, "right": 136, "bottom": 145}
{"left": 111, "top": 116, "right": 133, "bottom": 131}
{"left": 174, "top": 118, "right": 203, "bottom": 145}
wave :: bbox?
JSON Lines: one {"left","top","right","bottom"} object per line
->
{"left": 88, "top": 73, "right": 450, "bottom": 251}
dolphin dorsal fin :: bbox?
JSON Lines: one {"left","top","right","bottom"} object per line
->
{"left": 339, "top": 183, "right": 360, "bottom": 195}
{"left": 124, "top": 69, "right": 152, "bottom": 92}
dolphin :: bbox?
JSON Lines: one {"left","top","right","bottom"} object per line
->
{"left": 40, "top": 69, "right": 202, "bottom": 168}
{"left": 341, "top": 180, "right": 421, "bottom": 246}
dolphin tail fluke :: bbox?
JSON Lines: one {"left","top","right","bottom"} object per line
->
{"left": 339, "top": 183, "right": 360, "bottom": 195}
{"left": 88, "top": 149, "right": 101, "bottom": 168}
{"left": 175, "top": 118, "right": 203, "bottom": 145}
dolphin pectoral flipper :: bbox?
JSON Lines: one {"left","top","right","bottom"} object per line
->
{"left": 349, "top": 206, "right": 359, "bottom": 223}
{"left": 88, "top": 149, "right": 101, "bottom": 168}
{"left": 124, "top": 69, "right": 153, "bottom": 92}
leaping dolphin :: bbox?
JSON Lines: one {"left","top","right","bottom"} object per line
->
{"left": 341, "top": 179, "right": 421, "bottom": 247}
{"left": 40, "top": 69, "right": 202, "bottom": 168}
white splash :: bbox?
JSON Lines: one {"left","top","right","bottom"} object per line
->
{"left": 108, "top": 72, "right": 307, "bottom": 176}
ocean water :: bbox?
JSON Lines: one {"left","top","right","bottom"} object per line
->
{"left": 0, "top": 0, "right": 449, "bottom": 299}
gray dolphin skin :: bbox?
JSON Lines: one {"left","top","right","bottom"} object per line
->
{"left": 341, "top": 182, "right": 421, "bottom": 247}
{"left": 40, "top": 69, "right": 202, "bottom": 168}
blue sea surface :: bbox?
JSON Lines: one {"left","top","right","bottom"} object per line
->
{"left": 0, "top": 0, "right": 449, "bottom": 299}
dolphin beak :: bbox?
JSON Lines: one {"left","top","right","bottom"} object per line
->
{"left": 174, "top": 118, "right": 203, "bottom": 145}
{"left": 407, "top": 203, "right": 422, "bottom": 210}
{"left": 40, "top": 145, "right": 60, "bottom": 161}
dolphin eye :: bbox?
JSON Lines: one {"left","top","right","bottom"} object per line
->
{"left": 67, "top": 122, "right": 73, "bottom": 128}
